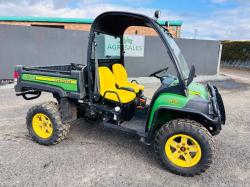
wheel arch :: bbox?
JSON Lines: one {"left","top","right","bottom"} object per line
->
{"left": 147, "top": 107, "right": 221, "bottom": 140}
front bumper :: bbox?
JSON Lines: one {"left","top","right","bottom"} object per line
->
{"left": 207, "top": 83, "right": 226, "bottom": 134}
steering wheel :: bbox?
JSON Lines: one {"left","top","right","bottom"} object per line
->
{"left": 149, "top": 67, "right": 169, "bottom": 79}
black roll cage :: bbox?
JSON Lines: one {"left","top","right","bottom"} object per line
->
{"left": 86, "top": 11, "right": 187, "bottom": 105}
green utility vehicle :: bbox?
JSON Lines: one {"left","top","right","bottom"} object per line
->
{"left": 14, "top": 11, "right": 226, "bottom": 176}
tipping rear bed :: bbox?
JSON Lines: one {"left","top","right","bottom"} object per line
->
{"left": 14, "top": 64, "right": 87, "bottom": 100}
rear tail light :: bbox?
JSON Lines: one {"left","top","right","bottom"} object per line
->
{"left": 13, "top": 70, "right": 20, "bottom": 84}
{"left": 13, "top": 71, "right": 20, "bottom": 79}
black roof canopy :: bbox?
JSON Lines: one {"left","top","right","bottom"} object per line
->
{"left": 92, "top": 11, "right": 155, "bottom": 36}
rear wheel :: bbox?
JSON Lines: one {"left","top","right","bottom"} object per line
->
{"left": 26, "top": 101, "right": 70, "bottom": 145}
{"left": 154, "top": 119, "right": 214, "bottom": 176}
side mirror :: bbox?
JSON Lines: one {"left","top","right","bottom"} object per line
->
{"left": 187, "top": 65, "right": 196, "bottom": 86}
{"left": 154, "top": 10, "right": 161, "bottom": 20}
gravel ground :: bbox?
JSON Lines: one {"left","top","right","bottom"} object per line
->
{"left": 0, "top": 68, "right": 250, "bottom": 187}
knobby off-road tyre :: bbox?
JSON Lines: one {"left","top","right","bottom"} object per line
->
{"left": 154, "top": 119, "right": 215, "bottom": 176}
{"left": 26, "top": 101, "right": 70, "bottom": 145}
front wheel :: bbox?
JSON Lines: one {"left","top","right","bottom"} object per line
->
{"left": 154, "top": 119, "right": 215, "bottom": 176}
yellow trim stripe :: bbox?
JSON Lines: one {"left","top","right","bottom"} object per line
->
{"left": 189, "top": 90, "right": 201, "bottom": 96}
{"left": 35, "top": 76, "right": 77, "bottom": 84}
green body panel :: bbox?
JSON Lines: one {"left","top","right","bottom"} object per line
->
{"left": 188, "top": 82, "right": 209, "bottom": 100}
{"left": 148, "top": 82, "right": 209, "bottom": 129}
{"left": 21, "top": 74, "right": 78, "bottom": 92}
{"left": 148, "top": 93, "right": 191, "bottom": 129}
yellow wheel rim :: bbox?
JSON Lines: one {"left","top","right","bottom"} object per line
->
{"left": 32, "top": 113, "right": 53, "bottom": 139}
{"left": 165, "top": 134, "right": 202, "bottom": 168}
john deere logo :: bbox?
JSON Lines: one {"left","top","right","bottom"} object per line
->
{"left": 169, "top": 99, "right": 178, "bottom": 104}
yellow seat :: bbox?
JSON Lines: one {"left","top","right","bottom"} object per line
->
{"left": 98, "top": 67, "right": 136, "bottom": 104}
{"left": 112, "top": 64, "right": 144, "bottom": 93}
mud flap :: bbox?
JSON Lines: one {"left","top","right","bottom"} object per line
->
{"left": 60, "top": 98, "right": 78, "bottom": 123}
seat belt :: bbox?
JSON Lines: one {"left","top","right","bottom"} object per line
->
{"left": 93, "top": 42, "right": 100, "bottom": 101}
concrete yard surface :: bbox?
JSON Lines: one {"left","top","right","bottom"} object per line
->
{"left": 0, "top": 68, "right": 250, "bottom": 186}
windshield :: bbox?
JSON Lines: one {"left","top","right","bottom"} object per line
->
{"left": 156, "top": 24, "right": 190, "bottom": 80}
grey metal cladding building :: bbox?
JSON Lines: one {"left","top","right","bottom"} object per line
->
{"left": 0, "top": 23, "right": 221, "bottom": 80}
